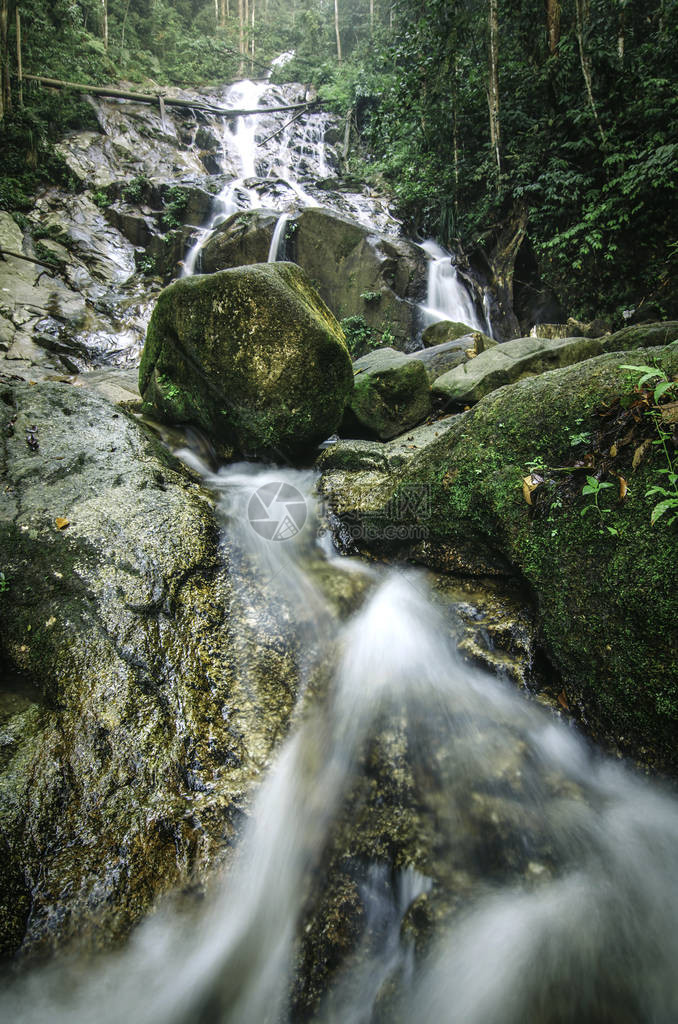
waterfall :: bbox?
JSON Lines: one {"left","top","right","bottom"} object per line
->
{"left": 4, "top": 456, "right": 678, "bottom": 1023}
{"left": 267, "top": 212, "right": 290, "bottom": 262}
{"left": 420, "top": 239, "right": 491, "bottom": 335}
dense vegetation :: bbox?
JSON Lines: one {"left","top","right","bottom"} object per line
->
{"left": 1, "top": 0, "right": 677, "bottom": 324}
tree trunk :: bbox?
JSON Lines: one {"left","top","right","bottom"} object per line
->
{"left": 250, "top": 0, "right": 255, "bottom": 61}
{"left": 370, "top": 0, "right": 374, "bottom": 33}
{"left": 546, "top": 0, "right": 560, "bottom": 55}
{"left": 574, "top": 0, "right": 606, "bottom": 145}
{"left": 238, "top": 0, "right": 245, "bottom": 74}
{"left": 100, "top": 0, "right": 108, "bottom": 50}
{"left": 487, "top": 0, "right": 501, "bottom": 181}
{"left": 214, "top": 0, "right": 219, "bottom": 27}
{"left": 617, "top": 1, "right": 625, "bottom": 63}
{"left": 15, "top": 4, "right": 21, "bottom": 107}
{"left": 0, "top": 0, "right": 11, "bottom": 120}
{"left": 479, "top": 202, "right": 529, "bottom": 339}
{"left": 334, "top": 0, "right": 342, "bottom": 61}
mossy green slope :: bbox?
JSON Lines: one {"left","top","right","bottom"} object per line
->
{"left": 323, "top": 348, "right": 678, "bottom": 770}
{"left": 139, "top": 262, "right": 352, "bottom": 458}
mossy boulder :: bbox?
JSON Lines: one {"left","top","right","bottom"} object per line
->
{"left": 601, "top": 321, "right": 678, "bottom": 352}
{"left": 345, "top": 347, "right": 432, "bottom": 441}
{"left": 139, "top": 261, "right": 352, "bottom": 458}
{"left": 320, "top": 348, "right": 678, "bottom": 771}
{"left": 432, "top": 334, "right": 604, "bottom": 406}
{"left": 421, "top": 320, "right": 495, "bottom": 352}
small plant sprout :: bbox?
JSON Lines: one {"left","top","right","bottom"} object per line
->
{"left": 581, "top": 475, "right": 618, "bottom": 535}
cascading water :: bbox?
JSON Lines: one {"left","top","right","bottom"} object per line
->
{"left": 3, "top": 454, "right": 678, "bottom": 1023}
{"left": 420, "top": 238, "right": 492, "bottom": 335}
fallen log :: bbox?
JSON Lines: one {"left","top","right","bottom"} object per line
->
{"left": 0, "top": 248, "right": 55, "bottom": 268}
{"left": 23, "top": 75, "right": 317, "bottom": 118}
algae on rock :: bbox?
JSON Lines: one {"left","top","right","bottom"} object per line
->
{"left": 320, "top": 348, "right": 678, "bottom": 771}
{"left": 139, "top": 262, "right": 353, "bottom": 458}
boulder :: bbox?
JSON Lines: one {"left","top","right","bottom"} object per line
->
{"left": 200, "top": 209, "right": 280, "bottom": 272}
{"left": 319, "top": 347, "right": 678, "bottom": 772}
{"left": 409, "top": 339, "right": 470, "bottom": 383}
{"left": 345, "top": 347, "right": 432, "bottom": 441}
{"left": 139, "top": 262, "right": 352, "bottom": 458}
{"left": 421, "top": 320, "right": 494, "bottom": 351}
{"left": 199, "top": 208, "right": 428, "bottom": 352}
{"left": 601, "top": 321, "right": 678, "bottom": 352}
{"left": 0, "top": 381, "right": 313, "bottom": 957}
{"left": 432, "top": 335, "right": 604, "bottom": 406}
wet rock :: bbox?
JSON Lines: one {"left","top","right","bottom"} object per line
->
{"left": 344, "top": 348, "right": 432, "bottom": 441}
{"left": 0, "top": 381, "right": 318, "bottom": 958}
{"left": 432, "top": 334, "right": 604, "bottom": 406}
{"left": 139, "top": 262, "right": 353, "bottom": 458}
{"left": 408, "top": 339, "right": 470, "bottom": 383}
{"left": 200, "top": 209, "right": 280, "bottom": 271}
{"left": 292, "top": 209, "right": 427, "bottom": 352}
{"left": 320, "top": 347, "right": 678, "bottom": 771}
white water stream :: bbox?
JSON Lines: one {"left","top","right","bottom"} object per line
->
{"left": 2, "top": 462, "right": 678, "bottom": 1022}
{"left": 419, "top": 239, "right": 492, "bottom": 335}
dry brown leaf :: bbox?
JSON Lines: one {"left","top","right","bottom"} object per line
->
{"left": 632, "top": 439, "right": 652, "bottom": 470}
{"left": 557, "top": 689, "right": 570, "bottom": 711}
{"left": 55, "top": 517, "right": 70, "bottom": 530}
{"left": 522, "top": 474, "right": 541, "bottom": 506}
{"left": 465, "top": 349, "right": 476, "bottom": 359}
{"left": 609, "top": 443, "right": 618, "bottom": 457}
{"left": 619, "top": 477, "right": 629, "bottom": 500}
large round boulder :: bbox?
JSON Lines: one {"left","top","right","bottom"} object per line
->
{"left": 139, "top": 261, "right": 352, "bottom": 458}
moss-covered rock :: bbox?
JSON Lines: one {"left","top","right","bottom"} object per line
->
{"left": 421, "top": 320, "right": 495, "bottom": 352}
{"left": 432, "top": 334, "right": 604, "bottom": 406}
{"left": 139, "top": 261, "right": 353, "bottom": 458}
{"left": 345, "top": 348, "right": 432, "bottom": 441}
{"left": 320, "top": 348, "right": 678, "bottom": 771}
{"left": 601, "top": 321, "right": 678, "bottom": 352}
{"left": 0, "top": 381, "right": 321, "bottom": 958}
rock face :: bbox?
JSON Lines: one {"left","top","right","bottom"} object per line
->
{"left": 432, "top": 335, "right": 604, "bottom": 406}
{"left": 200, "top": 209, "right": 281, "bottom": 272}
{"left": 421, "top": 320, "right": 494, "bottom": 351}
{"left": 199, "top": 207, "right": 428, "bottom": 351}
{"left": 139, "top": 261, "right": 353, "bottom": 458}
{"left": 0, "top": 381, "right": 316, "bottom": 958}
{"left": 320, "top": 347, "right": 678, "bottom": 772}
{"left": 345, "top": 347, "right": 432, "bottom": 440}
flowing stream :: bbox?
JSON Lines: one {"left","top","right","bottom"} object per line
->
{"left": 3, "top": 68, "right": 677, "bottom": 1023}
{"left": 2, "top": 462, "right": 678, "bottom": 1022}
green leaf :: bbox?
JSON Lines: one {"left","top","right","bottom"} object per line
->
{"left": 651, "top": 498, "right": 678, "bottom": 524}
{"left": 654, "top": 380, "right": 676, "bottom": 402}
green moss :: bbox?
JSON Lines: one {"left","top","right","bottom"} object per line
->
{"left": 339, "top": 349, "right": 678, "bottom": 770}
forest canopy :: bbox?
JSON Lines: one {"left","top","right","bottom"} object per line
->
{"left": 1, "top": 0, "right": 677, "bottom": 323}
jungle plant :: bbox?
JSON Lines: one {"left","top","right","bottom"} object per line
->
{"left": 581, "top": 475, "right": 618, "bottom": 536}
{"left": 621, "top": 358, "right": 678, "bottom": 526}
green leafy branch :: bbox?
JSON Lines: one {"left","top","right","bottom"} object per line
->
{"left": 620, "top": 356, "right": 678, "bottom": 527}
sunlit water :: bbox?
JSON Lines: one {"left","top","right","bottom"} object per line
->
{"left": 3, "top": 462, "right": 678, "bottom": 1023}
